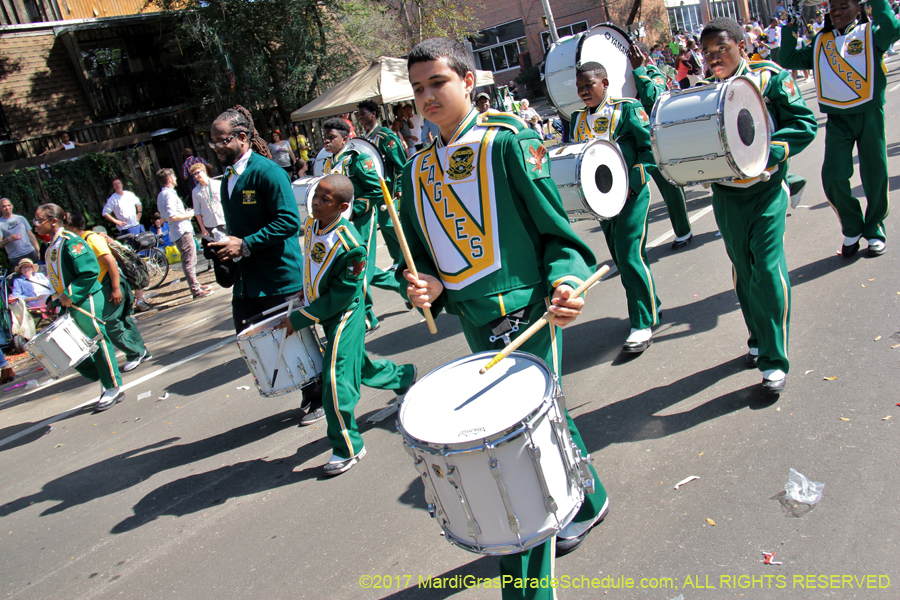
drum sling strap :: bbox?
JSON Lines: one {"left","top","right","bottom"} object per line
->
{"left": 487, "top": 308, "right": 529, "bottom": 345}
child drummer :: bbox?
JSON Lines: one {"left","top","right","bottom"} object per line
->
{"left": 279, "top": 174, "right": 415, "bottom": 476}
{"left": 398, "top": 38, "right": 608, "bottom": 599}
{"left": 570, "top": 61, "right": 661, "bottom": 354}
{"left": 698, "top": 17, "right": 817, "bottom": 395}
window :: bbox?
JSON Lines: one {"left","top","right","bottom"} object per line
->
{"left": 80, "top": 41, "right": 129, "bottom": 79}
{"left": 472, "top": 20, "right": 527, "bottom": 73}
{"left": 667, "top": 5, "right": 702, "bottom": 34}
{"left": 541, "top": 21, "right": 589, "bottom": 52}
{"left": 709, "top": 0, "right": 739, "bottom": 20}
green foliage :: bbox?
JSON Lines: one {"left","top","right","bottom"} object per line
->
{"left": 151, "top": 0, "right": 364, "bottom": 121}
{"left": 515, "top": 65, "right": 544, "bottom": 97}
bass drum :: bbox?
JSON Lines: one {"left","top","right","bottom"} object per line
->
{"left": 315, "top": 138, "right": 385, "bottom": 180}
{"left": 312, "top": 147, "right": 329, "bottom": 176}
{"left": 544, "top": 23, "right": 638, "bottom": 120}
{"left": 292, "top": 175, "right": 353, "bottom": 222}
{"left": 550, "top": 139, "right": 629, "bottom": 220}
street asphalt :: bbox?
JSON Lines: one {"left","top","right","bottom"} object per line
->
{"left": 1, "top": 59, "right": 898, "bottom": 600}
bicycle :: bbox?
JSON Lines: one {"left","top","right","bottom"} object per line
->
{"left": 118, "top": 231, "right": 170, "bottom": 290}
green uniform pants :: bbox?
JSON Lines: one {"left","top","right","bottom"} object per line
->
{"left": 351, "top": 207, "right": 380, "bottom": 329}
{"left": 100, "top": 277, "right": 147, "bottom": 362}
{"left": 651, "top": 169, "right": 692, "bottom": 238}
{"left": 712, "top": 182, "right": 791, "bottom": 374}
{"left": 459, "top": 299, "right": 607, "bottom": 600}
{"left": 321, "top": 304, "right": 416, "bottom": 459}
{"left": 70, "top": 289, "right": 123, "bottom": 390}
{"left": 370, "top": 206, "right": 402, "bottom": 294}
{"left": 600, "top": 186, "right": 661, "bottom": 330}
{"left": 822, "top": 108, "right": 889, "bottom": 243}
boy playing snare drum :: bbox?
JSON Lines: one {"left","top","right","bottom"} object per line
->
{"left": 280, "top": 174, "right": 415, "bottom": 476}
{"left": 398, "top": 37, "right": 609, "bottom": 600}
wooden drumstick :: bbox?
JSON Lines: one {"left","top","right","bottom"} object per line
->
{"left": 270, "top": 298, "right": 294, "bottom": 387}
{"left": 479, "top": 265, "right": 611, "bottom": 375}
{"left": 69, "top": 304, "right": 107, "bottom": 326}
{"left": 379, "top": 179, "right": 438, "bottom": 335}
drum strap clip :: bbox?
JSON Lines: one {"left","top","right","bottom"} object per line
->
{"left": 488, "top": 308, "right": 528, "bottom": 346}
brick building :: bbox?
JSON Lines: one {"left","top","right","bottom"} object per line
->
{"left": 468, "top": 0, "right": 671, "bottom": 88}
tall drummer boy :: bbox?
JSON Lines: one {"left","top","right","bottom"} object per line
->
{"left": 699, "top": 17, "right": 817, "bottom": 394}
{"left": 279, "top": 174, "right": 414, "bottom": 475}
{"left": 628, "top": 44, "right": 695, "bottom": 250}
{"left": 399, "top": 37, "right": 609, "bottom": 599}
{"left": 779, "top": 0, "right": 899, "bottom": 257}
{"left": 571, "top": 61, "right": 661, "bottom": 353}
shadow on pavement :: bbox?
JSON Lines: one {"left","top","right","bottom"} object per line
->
{"left": 162, "top": 356, "right": 249, "bottom": 397}
{"left": 377, "top": 555, "right": 500, "bottom": 600}
{"left": 0, "top": 410, "right": 301, "bottom": 519}
{"left": 0, "top": 408, "right": 86, "bottom": 453}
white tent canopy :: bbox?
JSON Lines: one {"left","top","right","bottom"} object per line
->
{"left": 290, "top": 56, "right": 495, "bottom": 122}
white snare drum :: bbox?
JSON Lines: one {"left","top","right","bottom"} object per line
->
{"left": 345, "top": 138, "right": 385, "bottom": 179}
{"left": 398, "top": 352, "right": 594, "bottom": 555}
{"left": 236, "top": 311, "right": 324, "bottom": 397}
{"left": 550, "top": 139, "right": 629, "bottom": 220}
{"left": 25, "top": 313, "right": 98, "bottom": 380}
{"left": 544, "top": 24, "right": 638, "bottom": 120}
{"left": 650, "top": 76, "right": 771, "bottom": 186}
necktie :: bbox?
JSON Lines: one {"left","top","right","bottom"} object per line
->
{"left": 225, "top": 166, "right": 237, "bottom": 179}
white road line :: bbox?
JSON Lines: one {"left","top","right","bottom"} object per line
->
{"left": 890, "top": 82, "right": 900, "bottom": 93}
{"left": 0, "top": 335, "right": 235, "bottom": 449}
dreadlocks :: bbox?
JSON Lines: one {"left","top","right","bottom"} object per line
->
{"left": 213, "top": 105, "right": 273, "bottom": 160}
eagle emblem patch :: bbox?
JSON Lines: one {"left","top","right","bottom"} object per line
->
{"left": 310, "top": 241, "right": 327, "bottom": 263}
{"left": 447, "top": 146, "right": 477, "bottom": 181}
{"left": 348, "top": 258, "right": 366, "bottom": 279}
{"left": 242, "top": 190, "right": 256, "bottom": 204}
{"left": 847, "top": 39, "right": 864, "bottom": 55}
{"left": 783, "top": 77, "right": 801, "bottom": 103}
{"left": 70, "top": 242, "right": 85, "bottom": 256}
{"left": 593, "top": 117, "right": 610, "bottom": 134}
{"left": 520, "top": 139, "right": 550, "bottom": 180}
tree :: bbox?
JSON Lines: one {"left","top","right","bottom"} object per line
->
{"left": 390, "top": 0, "right": 485, "bottom": 44}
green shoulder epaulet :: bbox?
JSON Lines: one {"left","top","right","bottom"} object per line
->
{"left": 476, "top": 111, "right": 529, "bottom": 133}
{"left": 335, "top": 225, "right": 360, "bottom": 251}
{"left": 607, "top": 96, "right": 639, "bottom": 105}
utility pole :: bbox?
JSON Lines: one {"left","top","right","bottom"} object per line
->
{"left": 540, "top": 0, "right": 560, "bottom": 43}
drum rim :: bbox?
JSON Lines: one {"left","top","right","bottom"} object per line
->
{"left": 346, "top": 137, "right": 386, "bottom": 176}
{"left": 717, "top": 76, "right": 772, "bottom": 180}
{"left": 398, "top": 350, "right": 557, "bottom": 450}
{"left": 578, "top": 138, "right": 628, "bottom": 219}
{"left": 576, "top": 22, "right": 634, "bottom": 67}
{"left": 236, "top": 325, "right": 323, "bottom": 396}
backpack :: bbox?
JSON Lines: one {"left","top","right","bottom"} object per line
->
{"left": 87, "top": 233, "right": 150, "bottom": 290}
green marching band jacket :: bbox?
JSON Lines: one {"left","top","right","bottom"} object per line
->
{"left": 779, "top": 0, "right": 900, "bottom": 114}
{"left": 569, "top": 95, "right": 656, "bottom": 196}
{"left": 396, "top": 109, "right": 596, "bottom": 327}
{"left": 364, "top": 125, "right": 408, "bottom": 196}
{"left": 632, "top": 64, "right": 671, "bottom": 112}
{"left": 46, "top": 228, "right": 103, "bottom": 305}
{"left": 221, "top": 151, "right": 304, "bottom": 299}
{"left": 289, "top": 216, "right": 368, "bottom": 331}
{"left": 698, "top": 60, "right": 818, "bottom": 196}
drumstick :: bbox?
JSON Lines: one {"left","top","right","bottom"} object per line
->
{"left": 479, "top": 265, "right": 611, "bottom": 375}
{"left": 270, "top": 298, "right": 294, "bottom": 387}
{"left": 69, "top": 304, "right": 107, "bottom": 326}
{"left": 379, "top": 179, "right": 438, "bottom": 335}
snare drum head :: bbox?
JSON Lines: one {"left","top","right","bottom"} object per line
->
{"left": 400, "top": 352, "right": 552, "bottom": 445}
{"left": 578, "top": 139, "right": 629, "bottom": 219}
{"left": 722, "top": 77, "right": 770, "bottom": 178}
{"left": 312, "top": 147, "right": 329, "bottom": 176}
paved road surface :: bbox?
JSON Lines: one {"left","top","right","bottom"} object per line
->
{"left": 1, "top": 63, "right": 899, "bottom": 600}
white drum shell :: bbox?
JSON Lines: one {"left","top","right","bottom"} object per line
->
{"left": 544, "top": 24, "right": 638, "bottom": 120}
{"left": 292, "top": 175, "right": 354, "bottom": 223}
{"left": 650, "top": 77, "right": 770, "bottom": 186}
{"left": 550, "top": 140, "right": 628, "bottom": 220}
{"left": 237, "top": 312, "right": 324, "bottom": 397}
{"left": 25, "top": 313, "right": 98, "bottom": 380}
{"left": 399, "top": 352, "right": 588, "bottom": 555}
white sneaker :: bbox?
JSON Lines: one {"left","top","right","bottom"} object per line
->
{"left": 867, "top": 239, "right": 886, "bottom": 256}
{"left": 96, "top": 387, "right": 124, "bottom": 411}
{"left": 322, "top": 447, "right": 367, "bottom": 476}
{"left": 122, "top": 350, "right": 151, "bottom": 372}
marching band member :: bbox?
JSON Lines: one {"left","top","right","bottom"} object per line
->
{"left": 357, "top": 100, "right": 406, "bottom": 290}
{"left": 699, "top": 17, "right": 817, "bottom": 394}
{"left": 780, "top": 0, "right": 900, "bottom": 257}
{"left": 571, "top": 61, "right": 662, "bottom": 353}
{"left": 279, "top": 175, "right": 414, "bottom": 475}
{"left": 322, "top": 117, "right": 384, "bottom": 331}
{"left": 35, "top": 203, "right": 124, "bottom": 411}
{"left": 628, "top": 44, "right": 695, "bottom": 249}
{"left": 398, "top": 38, "right": 609, "bottom": 599}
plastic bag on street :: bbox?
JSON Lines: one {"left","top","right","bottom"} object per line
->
{"left": 785, "top": 468, "right": 825, "bottom": 505}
